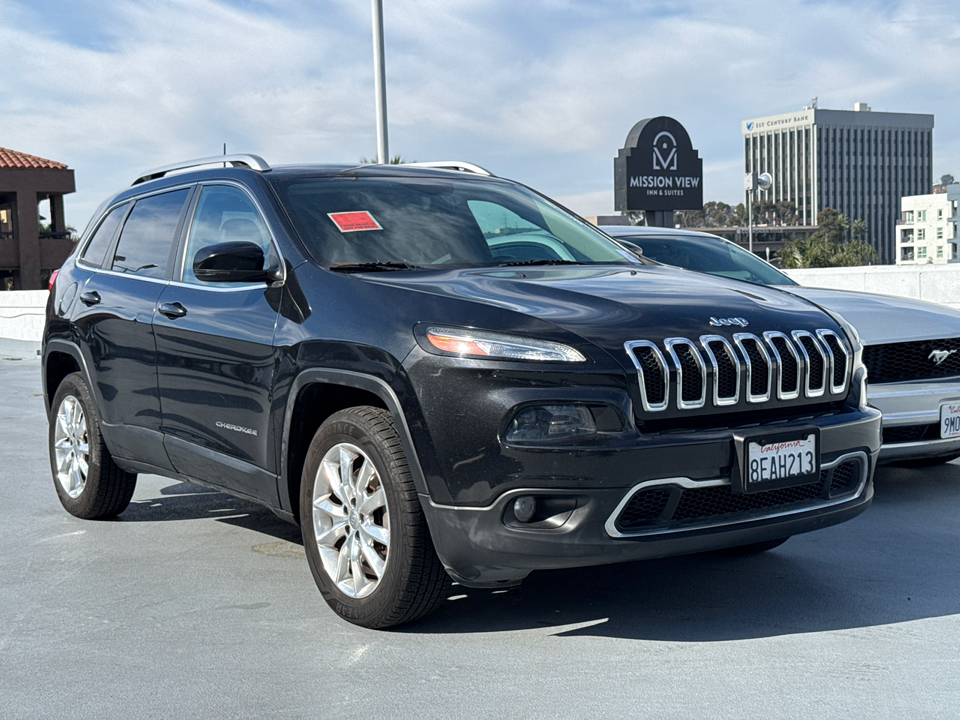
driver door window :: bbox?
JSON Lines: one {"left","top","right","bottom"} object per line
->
{"left": 182, "top": 185, "right": 272, "bottom": 284}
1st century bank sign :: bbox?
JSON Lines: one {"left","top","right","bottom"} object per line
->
{"left": 615, "top": 116, "right": 703, "bottom": 212}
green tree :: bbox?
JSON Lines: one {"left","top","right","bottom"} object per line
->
{"left": 675, "top": 209, "right": 705, "bottom": 227}
{"left": 703, "top": 201, "right": 734, "bottom": 227}
{"left": 851, "top": 218, "right": 868, "bottom": 242}
{"left": 360, "top": 155, "right": 409, "bottom": 164}
{"left": 732, "top": 203, "right": 749, "bottom": 226}
{"left": 777, "top": 208, "right": 878, "bottom": 268}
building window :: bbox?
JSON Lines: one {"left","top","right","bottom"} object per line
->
{"left": 937, "top": 246, "right": 944, "bottom": 258}
{"left": 904, "top": 210, "right": 914, "bottom": 222}
{"left": 918, "top": 228, "right": 925, "bottom": 241}
{"left": 938, "top": 209, "right": 944, "bottom": 220}
{"left": 901, "top": 247, "right": 915, "bottom": 262}
{"left": 917, "top": 246, "right": 927, "bottom": 259}
{"left": 901, "top": 229, "right": 914, "bottom": 243}
{"left": 938, "top": 227, "right": 944, "bottom": 240}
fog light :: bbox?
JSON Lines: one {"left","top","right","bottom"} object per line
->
{"left": 513, "top": 496, "right": 537, "bottom": 523}
{"left": 505, "top": 405, "right": 597, "bottom": 442}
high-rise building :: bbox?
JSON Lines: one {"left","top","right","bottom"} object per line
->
{"left": 742, "top": 102, "right": 934, "bottom": 264}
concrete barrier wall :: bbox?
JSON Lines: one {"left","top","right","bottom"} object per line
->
{"left": 0, "top": 291, "right": 48, "bottom": 357}
{"left": 783, "top": 264, "right": 960, "bottom": 311}
{"left": 1, "top": 264, "right": 958, "bottom": 352}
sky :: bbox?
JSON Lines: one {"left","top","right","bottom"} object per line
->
{"left": 3, "top": 0, "right": 960, "bottom": 231}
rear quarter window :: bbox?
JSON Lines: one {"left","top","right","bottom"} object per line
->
{"left": 110, "top": 189, "right": 190, "bottom": 279}
{"left": 79, "top": 204, "right": 128, "bottom": 268}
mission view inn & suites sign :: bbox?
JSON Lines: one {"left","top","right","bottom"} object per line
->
{"left": 614, "top": 116, "right": 703, "bottom": 215}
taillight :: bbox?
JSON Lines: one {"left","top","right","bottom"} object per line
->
{"left": 48, "top": 268, "right": 59, "bottom": 291}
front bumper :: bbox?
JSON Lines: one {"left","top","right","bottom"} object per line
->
{"left": 421, "top": 407, "right": 880, "bottom": 587}
{"left": 869, "top": 379, "right": 960, "bottom": 462}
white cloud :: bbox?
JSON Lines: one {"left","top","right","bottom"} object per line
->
{"left": 2, "top": 0, "right": 959, "bottom": 227}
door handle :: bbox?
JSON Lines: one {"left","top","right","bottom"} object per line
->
{"left": 158, "top": 302, "right": 188, "bottom": 319}
{"left": 79, "top": 291, "right": 101, "bottom": 306}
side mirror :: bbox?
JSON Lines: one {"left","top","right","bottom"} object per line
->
{"left": 193, "top": 242, "right": 282, "bottom": 283}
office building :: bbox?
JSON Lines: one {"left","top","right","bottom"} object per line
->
{"left": 742, "top": 102, "right": 934, "bottom": 264}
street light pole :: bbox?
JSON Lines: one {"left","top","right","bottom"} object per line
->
{"left": 744, "top": 172, "right": 771, "bottom": 256}
{"left": 371, "top": 0, "right": 389, "bottom": 164}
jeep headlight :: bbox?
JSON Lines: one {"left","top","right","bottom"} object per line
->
{"left": 423, "top": 326, "right": 586, "bottom": 363}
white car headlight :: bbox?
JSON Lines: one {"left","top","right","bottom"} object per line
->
{"left": 424, "top": 326, "right": 586, "bottom": 362}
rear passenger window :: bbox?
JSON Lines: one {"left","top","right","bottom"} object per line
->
{"left": 181, "top": 185, "right": 273, "bottom": 284}
{"left": 80, "top": 204, "right": 127, "bottom": 267}
{"left": 111, "top": 189, "right": 190, "bottom": 278}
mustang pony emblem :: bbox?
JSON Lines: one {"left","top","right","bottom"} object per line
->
{"left": 929, "top": 349, "right": 957, "bottom": 366}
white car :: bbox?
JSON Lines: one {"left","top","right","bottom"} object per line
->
{"left": 601, "top": 225, "right": 960, "bottom": 466}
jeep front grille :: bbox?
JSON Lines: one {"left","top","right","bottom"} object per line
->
{"left": 625, "top": 329, "right": 850, "bottom": 412}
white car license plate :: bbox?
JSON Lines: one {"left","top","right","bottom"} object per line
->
{"left": 746, "top": 433, "right": 818, "bottom": 489}
{"left": 941, "top": 403, "right": 960, "bottom": 438}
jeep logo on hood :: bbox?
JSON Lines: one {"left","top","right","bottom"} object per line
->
{"left": 709, "top": 316, "right": 749, "bottom": 327}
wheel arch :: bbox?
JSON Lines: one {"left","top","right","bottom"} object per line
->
{"left": 42, "top": 340, "right": 89, "bottom": 415}
{"left": 280, "top": 369, "right": 431, "bottom": 524}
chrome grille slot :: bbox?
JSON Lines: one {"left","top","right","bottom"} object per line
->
{"left": 625, "top": 327, "right": 849, "bottom": 413}
{"left": 701, "top": 336, "right": 740, "bottom": 406}
{"left": 764, "top": 331, "right": 801, "bottom": 400}
{"left": 625, "top": 341, "right": 669, "bottom": 412}
{"left": 734, "top": 333, "right": 772, "bottom": 403}
{"left": 793, "top": 331, "right": 826, "bottom": 397}
{"left": 665, "top": 338, "right": 706, "bottom": 409}
{"left": 818, "top": 330, "right": 850, "bottom": 395}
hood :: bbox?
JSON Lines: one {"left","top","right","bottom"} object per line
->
{"left": 784, "top": 286, "right": 960, "bottom": 346}
{"left": 367, "top": 264, "right": 840, "bottom": 354}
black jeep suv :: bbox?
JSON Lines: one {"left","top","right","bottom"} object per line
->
{"left": 43, "top": 155, "right": 881, "bottom": 627}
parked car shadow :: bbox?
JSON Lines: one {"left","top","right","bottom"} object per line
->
{"left": 404, "top": 462, "right": 960, "bottom": 640}
{"left": 118, "top": 478, "right": 302, "bottom": 544}
{"left": 115, "top": 464, "right": 960, "bottom": 642}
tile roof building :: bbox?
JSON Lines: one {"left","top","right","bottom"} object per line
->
{"left": 0, "top": 147, "right": 76, "bottom": 290}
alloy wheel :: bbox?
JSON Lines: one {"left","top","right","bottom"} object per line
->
{"left": 53, "top": 395, "right": 89, "bottom": 499}
{"left": 311, "top": 442, "right": 391, "bottom": 598}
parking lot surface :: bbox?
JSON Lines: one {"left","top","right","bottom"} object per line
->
{"left": 2, "top": 357, "right": 959, "bottom": 718}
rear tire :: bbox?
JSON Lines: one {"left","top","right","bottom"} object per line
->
{"left": 300, "top": 406, "right": 447, "bottom": 628}
{"left": 49, "top": 372, "right": 138, "bottom": 519}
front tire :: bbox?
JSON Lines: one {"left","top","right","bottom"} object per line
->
{"left": 300, "top": 406, "right": 447, "bottom": 628}
{"left": 49, "top": 372, "right": 137, "bottom": 519}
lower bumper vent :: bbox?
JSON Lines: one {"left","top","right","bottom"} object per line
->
{"left": 613, "top": 456, "right": 865, "bottom": 535}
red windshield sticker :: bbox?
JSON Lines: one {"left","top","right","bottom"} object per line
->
{"left": 328, "top": 211, "right": 382, "bottom": 233}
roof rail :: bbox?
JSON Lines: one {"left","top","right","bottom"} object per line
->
{"left": 132, "top": 154, "right": 271, "bottom": 185}
{"left": 404, "top": 161, "right": 493, "bottom": 176}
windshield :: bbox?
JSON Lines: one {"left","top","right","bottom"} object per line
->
{"left": 617, "top": 233, "right": 797, "bottom": 286}
{"left": 270, "top": 175, "right": 634, "bottom": 269}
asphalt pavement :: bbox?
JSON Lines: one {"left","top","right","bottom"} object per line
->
{"left": 2, "top": 357, "right": 959, "bottom": 718}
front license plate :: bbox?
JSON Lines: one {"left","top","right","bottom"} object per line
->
{"left": 941, "top": 403, "right": 960, "bottom": 438}
{"left": 734, "top": 429, "right": 820, "bottom": 494}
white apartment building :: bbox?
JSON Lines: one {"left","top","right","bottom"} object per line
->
{"left": 896, "top": 185, "right": 959, "bottom": 264}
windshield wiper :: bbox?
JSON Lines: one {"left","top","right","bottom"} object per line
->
{"left": 496, "top": 259, "right": 584, "bottom": 267}
{"left": 330, "top": 262, "right": 422, "bottom": 273}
